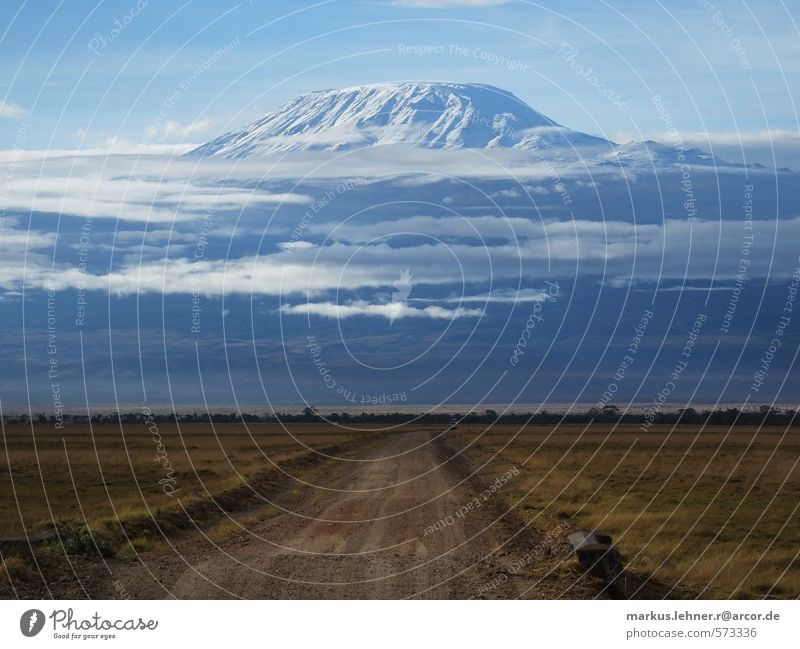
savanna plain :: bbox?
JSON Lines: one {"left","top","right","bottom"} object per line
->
{"left": 1, "top": 422, "right": 797, "bottom": 599}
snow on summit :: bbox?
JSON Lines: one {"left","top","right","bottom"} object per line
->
{"left": 188, "top": 82, "right": 611, "bottom": 157}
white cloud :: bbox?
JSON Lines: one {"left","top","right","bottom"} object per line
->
{"left": 0, "top": 100, "right": 28, "bottom": 119}
{"left": 1, "top": 147, "right": 797, "bottom": 302}
{"left": 7, "top": 215, "right": 799, "bottom": 298}
{"left": 0, "top": 142, "right": 196, "bottom": 160}
{"left": 280, "top": 300, "right": 483, "bottom": 320}
{"left": 308, "top": 214, "right": 661, "bottom": 244}
{"left": 0, "top": 228, "right": 55, "bottom": 250}
{"left": 278, "top": 241, "right": 317, "bottom": 251}
{"left": 0, "top": 154, "right": 312, "bottom": 222}
{"left": 0, "top": 225, "right": 57, "bottom": 289}
{"left": 0, "top": 145, "right": 620, "bottom": 185}
{"left": 307, "top": 214, "right": 526, "bottom": 242}
{"left": 146, "top": 118, "right": 215, "bottom": 142}
{"left": 17, "top": 256, "right": 390, "bottom": 296}
{"left": 412, "top": 288, "right": 553, "bottom": 303}
{"left": 102, "top": 137, "right": 198, "bottom": 155}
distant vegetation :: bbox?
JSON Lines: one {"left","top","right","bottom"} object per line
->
{"left": 6, "top": 404, "right": 796, "bottom": 427}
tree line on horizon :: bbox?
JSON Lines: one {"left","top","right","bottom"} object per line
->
{"left": 4, "top": 404, "right": 797, "bottom": 427}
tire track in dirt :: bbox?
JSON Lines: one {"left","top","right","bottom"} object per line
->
{"left": 11, "top": 430, "right": 601, "bottom": 599}
{"left": 148, "top": 430, "right": 597, "bottom": 598}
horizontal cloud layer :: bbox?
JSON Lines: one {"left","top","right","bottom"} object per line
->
{"left": 1, "top": 148, "right": 796, "bottom": 306}
{"left": 3, "top": 215, "right": 798, "bottom": 297}
{"left": 280, "top": 301, "right": 483, "bottom": 320}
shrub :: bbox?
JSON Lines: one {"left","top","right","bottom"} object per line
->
{"left": 54, "top": 518, "right": 115, "bottom": 558}
{"left": 0, "top": 555, "right": 34, "bottom": 581}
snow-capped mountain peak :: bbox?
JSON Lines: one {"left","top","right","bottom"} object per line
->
{"left": 188, "top": 82, "right": 610, "bottom": 157}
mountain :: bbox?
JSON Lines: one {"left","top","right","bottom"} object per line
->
{"left": 188, "top": 82, "right": 612, "bottom": 157}
{"left": 602, "top": 139, "right": 729, "bottom": 168}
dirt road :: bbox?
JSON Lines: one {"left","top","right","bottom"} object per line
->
{"left": 14, "top": 430, "right": 601, "bottom": 599}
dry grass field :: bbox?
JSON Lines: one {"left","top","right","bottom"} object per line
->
{"left": 1, "top": 421, "right": 798, "bottom": 598}
{"left": 452, "top": 424, "right": 800, "bottom": 598}
{"left": 0, "top": 422, "right": 373, "bottom": 540}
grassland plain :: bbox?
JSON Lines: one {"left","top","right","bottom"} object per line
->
{"left": 1, "top": 424, "right": 597, "bottom": 599}
{"left": 0, "top": 422, "right": 797, "bottom": 598}
{"left": 452, "top": 424, "right": 800, "bottom": 598}
{"left": 0, "top": 423, "right": 375, "bottom": 539}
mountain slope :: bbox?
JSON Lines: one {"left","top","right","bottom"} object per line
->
{"left": 188, "top": 82, "right": 611, "bottom": 157}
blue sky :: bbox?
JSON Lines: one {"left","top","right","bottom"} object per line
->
{"left": 0, "top": 0, "right": 797, "bottom": 151}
